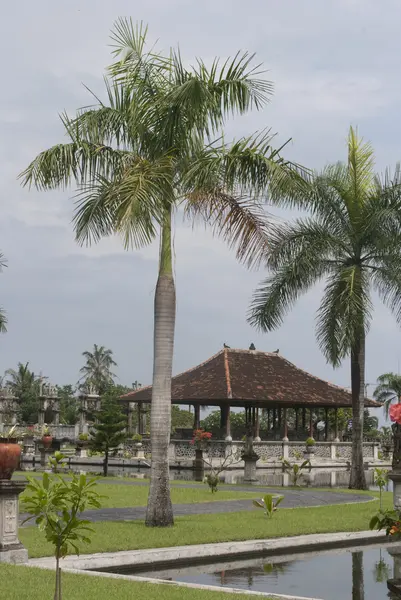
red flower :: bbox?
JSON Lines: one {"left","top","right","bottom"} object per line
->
{"left": 390, "top": 404, "right": 401, "bottom": 425}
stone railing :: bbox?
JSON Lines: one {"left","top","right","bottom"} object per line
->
{"left": 167, "top": 439, "right": 379, "bottom": 463}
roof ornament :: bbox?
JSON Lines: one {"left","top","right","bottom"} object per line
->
{"left": 273, "top": 349, "right": 280, "bottom": 354}
{"left": 249, "top": 343, "right": 256, "bottom": 351}
{"left": 223, "top": 343, "right": 230, "bottom": 349}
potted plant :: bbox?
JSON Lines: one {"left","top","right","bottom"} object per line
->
{"left": 41, "top": 424, "right": 53, "bottom": 449}
{"left": 132, "top": 433, "right": 142, "bottom": 448}
{"left": 0, "top": 424, "right": 22, "bottom": 479}
{"left": 77, "top": 433, "right": 89, "bottom": 447}
{"left": 305, "top": 437, "right": 316, "bottom": 454}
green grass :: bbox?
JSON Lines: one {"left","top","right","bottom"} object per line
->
{"left": 0, "top": 564, "right": 274, "bottom": 600}
{"left": 21, "top": 492, "right": 387, "bottom": 558}
{"left": 20, "top": 479, "right": 257, "bottom": 509}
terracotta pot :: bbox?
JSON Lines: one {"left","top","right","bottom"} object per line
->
{"left": 42, "top": 435, "right": 53, "bottom": 449}
{"left": 0, "top": 438, "right": 21, "bottom": 479}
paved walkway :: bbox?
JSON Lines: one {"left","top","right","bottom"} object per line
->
{"left": 69, "top": 488, "right": 372, "bottom": 523}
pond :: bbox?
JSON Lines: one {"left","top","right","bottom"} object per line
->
{"left": 19, "top": 462, "right": 391, "bottom": 490}
{"left": 95, "top": 543, "right": 401, "bottom": 600}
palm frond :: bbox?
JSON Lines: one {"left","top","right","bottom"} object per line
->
{"left": 316, "top": 266, "right": 372, "bottom": 366}
{"left": 347, "top": 126, "right": 375, "bottom": 209}
{"left": 19, "top": 141, "right": 128, "bottom": 191}
{"left": 0, "top": 308, "right": 7, "bottom": 333}
{"left": 185, "top": 191, "right": 271, "bottom": 269}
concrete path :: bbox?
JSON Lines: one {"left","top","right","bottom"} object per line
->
{"left": 72, "top": 488, "right": 372, "bottom": 523}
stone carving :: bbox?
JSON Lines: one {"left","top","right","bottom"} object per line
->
{"left": 4, "top": 500, "right": 16, "bottom": 534}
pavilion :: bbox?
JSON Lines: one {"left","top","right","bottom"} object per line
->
{"left": 121, "top": 348, "right": 380, "bottom": 441}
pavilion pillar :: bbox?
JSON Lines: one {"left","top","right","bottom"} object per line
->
{"left": 309, "top": 409, "right": 314, "bottom": 438}
{"left": 193, "top": 404, "right": 201, "bottom": 430}
{"left": 334, "top": 408, "right": 340, "bottom": 442}
{"left": 302, "top": 408, "right": 306, "bottom": 429}
{"left": 254, "top": 408, "right": 260, "bottom": 441}
{"left": 137, "top": 402, "right": 145, "bottom": 435}
{"left": 225, "top": 405, "right": 231, "bottom": 441}
{"left": 325, "top": 408, "right": 329, "bottom": 441}
{"left": 295, "top": 408, "right": 299, "bottom": 432}
{"left": 273, "top": 408, "right": 277, "bottom": 431}
{"left": 267, "top": 409, "right": 270, "bottom": 434}
{"left": 278, "top": 408, "right": 282, "bottom": 433}
{"left": 283, "top": 408, "right": 288, "bottom": 442}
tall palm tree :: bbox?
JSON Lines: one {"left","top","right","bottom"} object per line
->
{"left": 5, "top": 362, "right": 36, "bottom": 396}
{"left": 0, "top": 252, "right": 7, "bottom": 333}
{"left": 79, "top": 344, "right": 117, "bottom": 395}
{"left": 249, "top": 127, "right": 401, "bottom": 490}
{"left": 20, "top": 20, "right": 305, "bottom": 525}
{"left": 374, "top": 372, "right": 401, "bottom": 419}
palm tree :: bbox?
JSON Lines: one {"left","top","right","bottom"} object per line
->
{"left": 5, "top": 362, "right": 36, "bottom": 396}
{"left": 20, "top": 20, "right": 305, "bottom": 525}
{"left": 374, "top": 372, "right": 401, "bottom": 419}
{"left": 5, "top": 362, "right": 39, "bottom": 423}
{"left": 79, "top": 344, "right": 117, "bottom": 395}
{"left": 0, "top": 252, "right": 7, "bottom": 333}
{"left": 249, "top": 127, "right": 401, "bottom": 490}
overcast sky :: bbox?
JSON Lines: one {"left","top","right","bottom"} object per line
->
{"left": 1, "top": 0, "right": 400, "bottom": 422}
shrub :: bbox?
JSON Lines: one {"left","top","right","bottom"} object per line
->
{"left": 306, "top": 437, "right": 316, "bottom": 446}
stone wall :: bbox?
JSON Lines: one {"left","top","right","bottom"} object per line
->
{"left": 167, "top": 439, "right": 379, "bottom": 464}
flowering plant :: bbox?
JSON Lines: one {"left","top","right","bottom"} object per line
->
{"left": 190, "top": 429, "right": 212, "bottom": 448}
{"left": 390, "top": 404, "right": 401, "bottom": 425}
{"left": 370, "top": 509, "right": 401, "bottom": 538}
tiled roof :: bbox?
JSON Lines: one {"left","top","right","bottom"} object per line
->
{"left": 121, "top": 348, "right": 380, "bottom": 408}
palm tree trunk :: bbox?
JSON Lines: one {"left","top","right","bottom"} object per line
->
{"left": 349, "top": 332, "right": 367, "bottom": 490}
{"left": 103, "top": 449, "right": 108, "bottom": 477}
{"left": 352, "top": 551, "right": 365, "bottom": 600}
{"left": 146, "top": 207, "right": 175, "bottom": 527}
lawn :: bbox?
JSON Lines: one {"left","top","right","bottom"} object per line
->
{"left": 0, "top": 564, "right": 276, "bottom": 600}
{"left": 19, "top": 478, "right": 257, "bottom": 508}
{"left": 20, "top": 492, "right": 386, "bottom": 558}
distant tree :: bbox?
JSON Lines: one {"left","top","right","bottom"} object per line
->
{"left": 201, "top": 410, "right": 246, "bottom": 439}
{"left": 171, "top": 406, "right": 195, "bottom": 432}
{"left": 90, "top": 392, "right": 126, "bottom": 476}
{"left": 373, "top": 372, "right": 401, "bottom": 419}
{"left": 0, "top": 252, "right": 7, "bottom": 333}
{"left": 58, "top": 385, "right": 79, "bottom": 425}
{"left": 5, "top": 362, "right": 39, "bottom": 424}
{"left": 79, "top": 344, "right": 117, "bottom": 395}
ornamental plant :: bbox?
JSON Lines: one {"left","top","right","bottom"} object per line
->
{"left": 21, "top": 471, "right": 104, "bottom": 600}
{"left": 370, "top": 509, "right": 401, "bottom": 538}
{"left": 373, "top": 467, "right": 389, "bottom": 510}
{"left": 253, "top": 494, "right": 284, "bottom": 518}
{"left": 282, "top": 458, "right": 311, "bottom": 486}
{"left": 305, "top": 437, "right": 316, "bottom": 447}
{"left": 390, "top": 404, "right": 401, "bottom": 425}
{"left": 191, "top": 429, "right": 212, "bottom": 448}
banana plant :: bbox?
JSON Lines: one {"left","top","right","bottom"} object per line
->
{"left": 282, "top": 459, "right": 311, "bottom": 486}
{"left": 253, "top": 494, "right": 284, "bottom": 518}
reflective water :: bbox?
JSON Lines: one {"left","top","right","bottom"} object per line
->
{"left": 102, "top": 544, "right": 401, "bottom": 600}
{"left": 20, "top": 462, "right": 391, "bottom": 490}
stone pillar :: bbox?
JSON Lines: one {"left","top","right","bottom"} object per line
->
{"left": 0, "top": 481, "right": 28, "bottom": 564}
{"left": 282, "top": 408, "right": 288, "bottom": 442}
{"left": 243, "top": 455, "right": 258, "bottom": 482}
{"left": 324, "top": 408, "right": 329, "bottom": 441}
{"left": 295, "top": 408, "right": 299, "bottom": 433}
{"left": 127, "top": 403, "right": 134, "bottom": 434}
{"left": 389, "top": 422, "right": 401, "bottom": 510}
{"left": 334, "top": 408, "right": 340, "bottom": 442}
{"left": 254, "top": 408, "right": 260, "bottom": 442}
{"left": 330, "top": 442, "right": 337, "bottom": 460}
{"left": 282, "top": 439, "right": 289, "bottom": 459}
{"left": 38, "top": 397, "right": 46, "bottom": 427}
{"left": 309, "top": 409, "right": 314, "bottom": 438}
{"left": 40, "top": 447, "right": 54, "bottom": 468}
{"left": 225, "top": 405, "right": 232, "bottom": 441}
{"left": 302, "top": 407, "right": 306, "bottom": 429}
